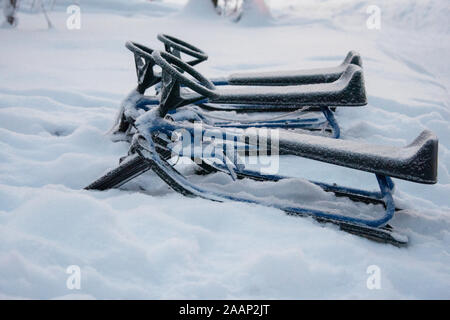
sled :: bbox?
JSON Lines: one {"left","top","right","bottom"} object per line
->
{"left": 86, "top": 50, "right": 438, "bottom": 247}
{"left": 156, "top": 33, "right": 363, "bottom": 87}
{"left": 86, "top": 110, "right": 438, "bottom": 247}
{"left": 111, "top": 43, "right": 366, "bottom": 140}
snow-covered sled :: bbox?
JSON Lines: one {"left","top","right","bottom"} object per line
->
{"left": 86, "top": 50, "right": 438, "bottom": 247}
{"left": 157, "top": 33, "right": 362, "bottom": 87}
{"left": 111, "top": 36, "right": 366, "bottom": 140}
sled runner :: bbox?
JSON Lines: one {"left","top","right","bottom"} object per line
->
{"left": 86, "top": 50, "right": 438, "bottom": 246}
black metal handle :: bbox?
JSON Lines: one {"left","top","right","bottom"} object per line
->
{"left": 157, "top": 34, "right": 208, "bottom": 66}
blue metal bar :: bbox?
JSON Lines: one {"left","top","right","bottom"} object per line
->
{"left": 212, "top": 117, "right": 322, "bottom": 125}
{"left": 212, "top": 120, "right": 326, "bottom": 130}
{"left": 321, "top": 106, "right": 340, "bottom": 138}
{"left": 150, "top": 117, "right": 396, "bottom": 228}
{"left": 136, "top": 98, "right": 158, "bottom": 111}
{"left": 145, "top": 126, "right": 396, "bottom": 228}
{"left": 209, "top": 163, "right": 384, "bottom": 200}
{"left": 136, "top": 98, "right": 338, "bottom": 136}
{"left": 212, "top": 80, "right": 229, "bottom": 86}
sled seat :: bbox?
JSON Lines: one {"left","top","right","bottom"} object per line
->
{"left": 209, "top": 64, "right": 366, "bottom": 106}
{"left": 226, "top": 51, "right": 362, "bottom": 86}
{"left": 258, "top": 130, "right": 438, "bottom": 184}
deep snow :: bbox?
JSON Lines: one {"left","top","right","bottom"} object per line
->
{"left": 0, "top": 0, "right": 449, "bottom": 299}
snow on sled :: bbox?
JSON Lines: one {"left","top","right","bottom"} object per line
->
{"left": 86, "top": 50, "right": 439, "bottom": 247}
{"left": 111, "top": 36, "right": 366, "bottom": 141}
{"left": 156, "top": 33, "right": 363, "bottom": 87}
{"left": 133, "top": 34, "right": 362, "bottom": 89}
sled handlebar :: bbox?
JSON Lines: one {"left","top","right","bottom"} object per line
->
{"left": 157, "top": 34, "right": 208, "bottom": 66}
{"left": 126, "top": 36, "right": 208, "bottom": 94}
{"left": 126, "top": 41, "right": 160, "bottom": 94}
{"left": 152, "top": 50, "right": 216, "bottom": 97}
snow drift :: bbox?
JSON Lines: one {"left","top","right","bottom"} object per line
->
{"left": 0, "top": 0, "right": 449, "bottom": 299}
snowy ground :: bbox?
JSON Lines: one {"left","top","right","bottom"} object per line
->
{"left": 0, "top": 0, "right": 449, "bottom": 299}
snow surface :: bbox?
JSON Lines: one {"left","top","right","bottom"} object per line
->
{"left": 0, "top": 0, "right": 449, "bottom": 299}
